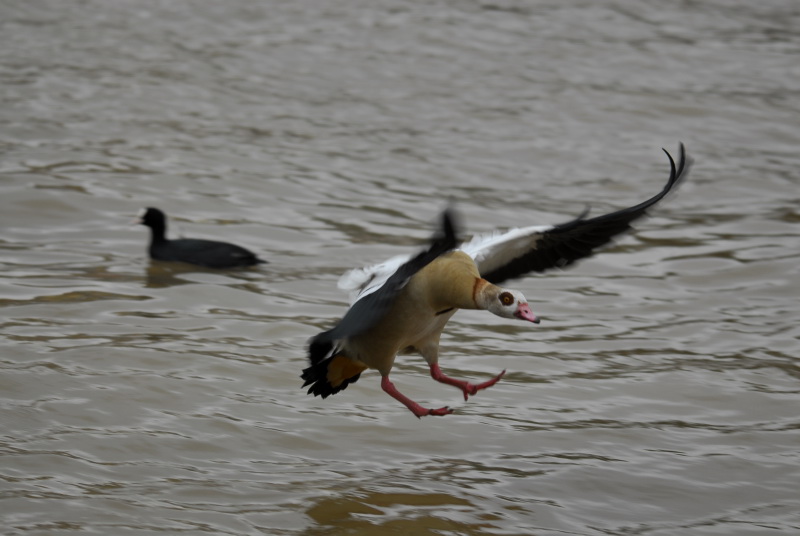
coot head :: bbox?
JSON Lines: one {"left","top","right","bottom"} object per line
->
{"left": 136, "top": 207, "right": 167, "bottom": 229}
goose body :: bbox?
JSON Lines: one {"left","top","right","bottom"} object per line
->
{"left": 302, "top": 144, "right": 690, "bottom": 417}
{"left": 136, "top": 207, "right": 266, "bottom": 269}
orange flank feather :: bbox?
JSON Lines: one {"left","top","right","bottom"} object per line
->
{"left": 327, "top": 355, "right": 368, "bottom": 388}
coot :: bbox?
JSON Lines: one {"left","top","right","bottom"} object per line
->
{"left": 136, "top": 207, "right": 266, "bottom": 269}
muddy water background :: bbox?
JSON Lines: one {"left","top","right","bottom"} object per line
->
{"left": 2, "top": 1, "right": 799, "bottom": 535}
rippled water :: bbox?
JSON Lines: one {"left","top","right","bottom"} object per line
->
{"left": 2, "top": 1, "right": 799, "bottom": 534}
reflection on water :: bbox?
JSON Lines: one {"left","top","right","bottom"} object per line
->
{"left": 306, "top": 492, "right": 478, "bottom": 535}
{"left": 143, "top": 262, "right": 266, "bottom": 288}
{"left": 2, "top": 0, "right": 800, "bottom": 534}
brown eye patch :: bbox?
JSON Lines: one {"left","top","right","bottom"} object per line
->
{"left": 499, "top": 291, "right": 514, "bottom": 306}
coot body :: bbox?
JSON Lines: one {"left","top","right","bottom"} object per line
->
{"left": 136, "top": 207, "right": 266, "bottom": 269}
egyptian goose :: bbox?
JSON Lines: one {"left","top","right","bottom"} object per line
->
{"left": 302, "top": 144, "right": 689, "bottom": 417}
{"left": 136, "top": 207, "right": 266, "bottom": 269}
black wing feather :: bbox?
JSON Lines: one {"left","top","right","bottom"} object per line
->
{"left": 482, "top": 144, "right": 689, "bottom": 285}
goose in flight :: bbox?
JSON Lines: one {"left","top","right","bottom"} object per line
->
{"left": 302, "top": 144, "right": 689, "bottom": 417}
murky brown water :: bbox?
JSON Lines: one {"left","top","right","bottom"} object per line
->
{"left": 2, "top": 1, "right": 799, "bottom": 534}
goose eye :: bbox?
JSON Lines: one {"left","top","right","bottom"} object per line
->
{"left": 499, "top": 292, "right": 514, "bottom": 306}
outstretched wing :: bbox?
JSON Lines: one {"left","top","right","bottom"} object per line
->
{"left": 308, "top": 209, "right": 459, "bottom": 364}
{"left": 463, "top": 144, "right": 689, "bottom": 285}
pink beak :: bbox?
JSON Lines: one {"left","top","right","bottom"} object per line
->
{"left": 515, "top": 303, "right": 540, "bottom": 324}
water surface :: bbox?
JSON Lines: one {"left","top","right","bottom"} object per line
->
{"left": 1, "top": 1, "right": 799, "bottom": 535}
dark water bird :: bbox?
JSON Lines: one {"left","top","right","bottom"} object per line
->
{"left": 135, "top": 207, "right": 266, "bottom": 269}
{"left": 302, "top": 144, "right": 690, "bottom": 418}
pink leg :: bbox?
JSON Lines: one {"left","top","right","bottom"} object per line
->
{"left": 381, "top": 376, "right": 453, "bottom": 418}
{"left": 429, "top": 363, "right": 506, "bottom": 401}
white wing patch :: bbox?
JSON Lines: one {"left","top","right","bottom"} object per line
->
{"left": 460, "top": 224, "right": 553, "bottom": 276}
{"left": 338, "top": 224, "right": 554, "bottom": 304}
{"left": 338, "top": 253, "right": 411, "bottom": 304}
